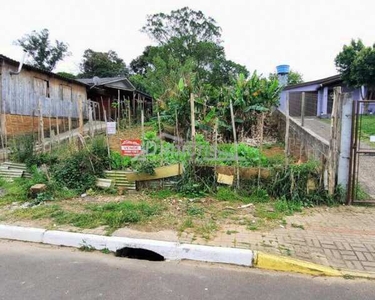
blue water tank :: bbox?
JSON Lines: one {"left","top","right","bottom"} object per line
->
{"left": 276, "top": 65, "right": 290, "bottom": 75}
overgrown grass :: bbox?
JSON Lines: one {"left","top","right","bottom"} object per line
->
{"left": 8, "top": 200, "right": 163, "bottom": 233}
{"left": 355, "top": 184, "right": 371, "bottom": 200}
{"left": 322, "top": 115, "right": 375, "bottom": 145}
{"left": 215, "top": 187, "right": 250, "bottom": 203}
{"left": 0, "top": 178, "right": 30, "bottom": 205}
{"left": 148, "top": 189, "right": 177, "bottom": 199}
{"left": 359, "top": 115, "right": 375, "bottom": 144}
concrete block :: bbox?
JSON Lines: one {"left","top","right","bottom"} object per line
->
{"left": 178, "top": 244, "right": 254, "bottom": 266}
{"left": 0, "top": 225, "right": 46, "bottom": 243}
{"left": 43, "top": 231, "right": 107, "bottom": 250}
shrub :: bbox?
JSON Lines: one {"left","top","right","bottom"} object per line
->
{"left": 26, "top": 152, "right": 59, "bottom": 167}
{"left": 110, "top": 151, "right": 131, "bottom": 170}
{"left": 132, "top": 157, "right": 157, "bottom": 175}
{"left": 90, "top": 136, "right": 111, "bottom": 177}
{"left": 50, "top": 150, "right": 97, "bottom": 193}
{"left": 9, "top": 134, "right": 35, "bottom": 164}
{"left": 267, "top": 162, "right": 337, "bottom": 206}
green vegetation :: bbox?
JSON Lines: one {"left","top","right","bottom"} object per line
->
{"left": 78, "top": 49, "right": 129, "bottom": 78}
{"left": 355, "top": 184, "right": 371, "bottom": 200}
{"left": 358, "top": 115, "right": 375, "bottom": 144}
{"left": 15, "top": 28, "right": 69, "bottom": 72}
{"left": 9, "top": 200, "right": 162, "bottom": 233}
{"left": 1, "top": 6, "right": 347, "bottom": 241}
{"left": 335, "top": 39, "right": 375, "bottom": 99}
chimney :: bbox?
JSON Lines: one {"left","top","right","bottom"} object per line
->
{"left": 276, "top": 65, "right": 290, "bottom": 87}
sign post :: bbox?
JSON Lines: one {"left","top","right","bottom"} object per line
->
{"left": 106, "top": 122, "right": 117, "bottom": 135}
{"left": 121, "top": 139, "right": 142, "bottom": 156}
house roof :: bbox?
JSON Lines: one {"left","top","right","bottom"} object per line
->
{"left": 77, "top": 76, "right": 153, "bottom": 99}
{"left": 0, "top": 54, "right": 88, "bottom": 87}
{"left": 283, "top": 74, "right": 342, "bottom": 91}
{"left": 77, "top": 76, "right": 136, "bottom": 91}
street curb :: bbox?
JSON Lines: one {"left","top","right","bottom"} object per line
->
{"left": 0, "top": 225, "right": 254, "bottom": 267}
{"left": 254, "top": 252, "right": 375, "bottom": 279}
{"left": 0, "top": 224, "right": 46, "bottom": 243}
{"left": 2, "top": 224, "right": 374, "bottom": 278}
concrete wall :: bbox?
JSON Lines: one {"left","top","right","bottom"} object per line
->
{"left": 275, "top": 110, "right": 329, "bottom": 164}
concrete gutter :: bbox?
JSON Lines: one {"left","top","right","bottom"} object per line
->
{"left": 1, "top": 224, "right": 374, "bottom": 279}
{"left": 0, "top": 225, "right": 253, "bottom": 267}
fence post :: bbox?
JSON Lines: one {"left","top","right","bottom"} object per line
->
{"left": 117, "top": 90, "right": 120, "bottom": 131}
{"left": 141, "top": 108, "right": 145, "bottom": 140}
{"left": 301, "top": 92, "right": 306, "bottom": 127}
{"left": 68, "top": 100, "right": 72, "bottom": 143}
{"left": 284, "top": 92, "right": 290, "bottom": 166}
{"left": 328, "top": 87, "right": 342, "bottom": 195}
{"left": 229, "top": 99, "right": 240, "bottom": 189}
{"left": 38, "top": 97, "right": 45, "bottom": 153}
{"left": 88, "top": 103, "right": 94, "bottom": 138}
{"left": 190, "top": 93, "right": 196, "bottom": 163}
{"left": 78, "top": 95, "right": 84, "bottom": 136}
{"left": 337, "top": 92, "right": 353, "bottom": 192}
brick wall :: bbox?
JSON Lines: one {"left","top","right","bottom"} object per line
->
{"left": 5, "top": 114, "right": 74, "bottom": 136}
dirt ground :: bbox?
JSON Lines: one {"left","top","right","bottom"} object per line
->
{"left": 109, "top": 126, "right": 153, "bottom": 152}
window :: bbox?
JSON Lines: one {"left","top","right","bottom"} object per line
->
{"left": 59, "top": 84, "right": 72, "bottom": 101}
{"left": 33, "top": 77, "right": 49, "bottom": 97}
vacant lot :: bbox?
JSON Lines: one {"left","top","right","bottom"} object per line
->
{"left": 0, "top": 186, "right": 302, "bottom": 240}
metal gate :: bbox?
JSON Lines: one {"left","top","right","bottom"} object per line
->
{"left": 348, "top": 100, "right": 375, "bottom": 204}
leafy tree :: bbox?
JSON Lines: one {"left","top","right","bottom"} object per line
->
{"left": 56, "top": 72, "right": 76, "bottom": 79}
{"left": 79, "top": 49, "right": 129, "bottom": 78}
{"left": 335, "top": 39, "right": 375, "bottom": 98}
{"left": 15, "top": 29, "right": 69, "bottom": 71}
{"left": 130, "top": 46, "right": 155, "bottom": 76}
{"left": 269, "top": 70, "right": 304, "bottom": 85}
{"left": 131, "top": 7, "right": 248, "bottom": 96}
{"left": 142, "top": 7, "right": 222, "bottom": 45}
{"left": 219, "top": 73, "right": 281, "bottom": 140}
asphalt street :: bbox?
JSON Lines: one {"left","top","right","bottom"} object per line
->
{"left": 0, "top": 240, "right": 374, "bottom": 300}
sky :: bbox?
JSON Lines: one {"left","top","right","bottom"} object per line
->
{"left": 0, "top": 0, "right": 374, "bottom": 81}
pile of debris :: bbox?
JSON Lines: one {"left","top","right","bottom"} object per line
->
{"left": 0, "top": 162, "right": 31, "bottom": 181}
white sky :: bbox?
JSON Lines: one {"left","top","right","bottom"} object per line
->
{"left": 0, "top": 0, "right": 374, "bottom": 81}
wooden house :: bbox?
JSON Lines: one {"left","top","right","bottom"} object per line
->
{"left": 0, "top": 54, "right": 89, "bottom": 138}
{"left": 77, "top": 77, "right": 153, "bottom": 122}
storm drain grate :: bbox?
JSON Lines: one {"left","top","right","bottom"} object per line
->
{"left": 115, "top": 247, "right": 165, "bottom": 261}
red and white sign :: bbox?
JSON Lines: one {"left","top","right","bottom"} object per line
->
{"left": 121, "top": 139, "right": 142, "bottom": 156}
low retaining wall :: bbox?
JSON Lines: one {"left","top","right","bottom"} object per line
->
{"left": 275, "top": 110, "right": 329, "bottom": 164}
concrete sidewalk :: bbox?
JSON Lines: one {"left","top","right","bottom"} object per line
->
{"left": 113, "top": 206, "right": 375, "bottom": 273}
{"left": 3, "top": 204, "right": 375, "bottom": 273}
{"left": 183, "top": 206, "right": 375, "bottom": 273}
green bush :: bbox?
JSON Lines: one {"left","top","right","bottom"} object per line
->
{"left": 49, "top": 137, "right": 110, "bottom": 193}
{"left": 50, "top": 150, "right": 97, "bottom": 193}
{"left": 132, "top": 157, "right": 157, "bottom": 175}
{"left": 90, "top": 136, "right": 111, "bottom": 177}
{"left": 110, "top": 151, "right": 131, "bottom": 170}
{"left": 9, "top": 134, "right": 35, "bottom": 164}
{"left": 26, "top": 152, "right": 59, "bottom": 167}
{"left": 274, "top": 197, "right": 302, "bottom": 215}
{"left": 267, "top": 162, "right": 337, "bottom": 206}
